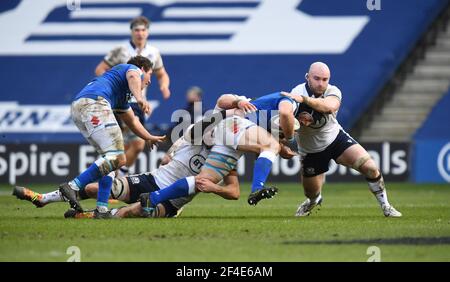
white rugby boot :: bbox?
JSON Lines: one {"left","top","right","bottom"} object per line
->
{"left": 295, "top": 194, "right": 322, "bottom": 217}
{"left": 382, "top": 204, "right": 402, "bottom": 217}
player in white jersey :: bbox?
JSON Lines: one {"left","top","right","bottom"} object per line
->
{"left": 94, "top": 16, "right": 171, "bottom": 176}
{"left": 12, "top": 137, "right": 239, "bottom": 218}
{"left": 139, "top": 103, "right": 298, "bottom": 216}
{"left": 95, "top": 16, "right": 170, "bottom": 99}
{"left": 282, "top": 62, "right": 402, "bottom": 217}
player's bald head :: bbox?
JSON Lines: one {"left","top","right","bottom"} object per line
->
{"left": 308, "top": 62, "right": 330, "bottom": 78}
{"left": 305, "top": 62, "right": 330, "bottom": 96}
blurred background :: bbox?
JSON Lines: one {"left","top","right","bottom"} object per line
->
{"left": 0, "top": 0, "right": 449, "bottom": 185}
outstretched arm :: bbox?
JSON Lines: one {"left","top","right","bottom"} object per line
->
{"left": 278, "top": 100, "right": 295, "bottom": 139}
{"left": 95, "top": 60, "right": 111, "bottom": 76}
{"left": 281, "top": 92, "right": 340, "bottom": 114}
{"left": 154, "top": 67, "right": 171, "bottom": 99}
{"left": 126, "top": 70, "right": 150, "bottom": 114}
{"left": 216, "top": 94, "right": 257, "bottom": 113}
{"left": 118, "top": 109, "right": 165, "bottom": 149}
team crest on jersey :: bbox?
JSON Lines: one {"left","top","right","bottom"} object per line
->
{"left": 189, "top": 154, "right": 206, "bottom": 174}
{"left": 304, "top": 167, "right": 315, "bottom": 175}
{"left": 130, "top": 176, "right": 140, "bottom": 184}
{"left": 297, "top": 104, "right": 327, "bottom": 129}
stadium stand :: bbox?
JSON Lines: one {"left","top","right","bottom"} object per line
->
{"left": 0, "top": 0, "right": 448, "bottom": 184}
{"left": 0, "top": 0, "right": 448, "bottom": 143}
{"left": 356, "top": 3, "right": 450, "bottom": 142}
{"left": 412, "top": 88, "right": 450, "bottom": 183}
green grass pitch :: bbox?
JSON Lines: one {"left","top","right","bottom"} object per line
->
{"left": 0, "top": 183, "right": 449, "bottom": 262}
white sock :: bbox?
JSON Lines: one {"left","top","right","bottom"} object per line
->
{"left": 309, "top": 192, "right": 321, "bottom": 203}
{"left": 41, "top": 190, "right": 65, "bottom": 204}
{"left": 367, "top": 175, "right": 390, "bottom": 207}
{"left": 96, "top": 205, "right": 108, "bottom": 213}
{"left": 186, "top": 176, "right": 196, "bottom": 195}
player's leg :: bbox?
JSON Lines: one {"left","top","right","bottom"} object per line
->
{"left": 125, "top": 138, "right": 145, "bottom": 167}
{"left": 142, "top": 146, "right": 240, "bottom": 214}
{"left": 112, "top": 202, "right": 142, "bottom": 218}
{"left": 13, "top": 181, "right": 104, "bottom": 208}
{"left": 112, "top": 201, "right": 176, "bottom": 218}
{"left": 118, "top": 105, "right": 147, "bottom": 176}
{"left": 295, "top": 174, "right": 324, "bottom": 216}
{"left": 79, "top": 183, "right": 99, "bottom": 199}
{"left": 12, "top": 186, "right": 63, "bottom": 208}
{"left": 119, "top": 128, "right": 145, "bottom": 176}
{"left": 236, "top": 124, "right": 280, "bottom": 205}
{"left": 78, "top": 176, "right": 131, "bottom": 202}
{"left": 336, "top": 143, "right": 402, "bottom": 217}
{"left": 60, "top": 98, "right": 126, "bottom": 214}
{"left": 295, "top": 148, "right": 330, "bottom": 216}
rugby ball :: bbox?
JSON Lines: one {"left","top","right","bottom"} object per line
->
{"left": 270, "top": 115, "right": 300, "bottom": 138}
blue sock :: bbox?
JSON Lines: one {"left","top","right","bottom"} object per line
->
{"left": 150, "top": 177, "right": 193, "bottom": 206}
{"left": 251, "top": 156, "right": 274, "bottom": 193}
{"left": 73, "top": 162, "right": 102, "bottom": 189}
{"left": 97, "top": 174, "right": 113, "bottom": 208}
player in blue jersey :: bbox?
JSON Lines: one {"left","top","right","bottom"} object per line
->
{"left": 214, "top": 92, "right": 300, "bottom": 203}
{"left": 59, "top": 55, "right": 166, "bottom": 218}
{"left": 138, "top": 98, "right": 299, "bottom": 214}
{"left": 95, "top": 16, "right": 172, "bottom": 178}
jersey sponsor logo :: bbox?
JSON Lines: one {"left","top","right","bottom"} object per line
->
{"left": 0, "top": 0, "right": 369, "bottom": 55}
{"left": 90, "top": 116, "right": 101, "bottom": 126}
{"left": 189, "top": 154, "right": 206, "bottom": 174}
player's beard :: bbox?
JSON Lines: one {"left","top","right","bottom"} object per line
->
{"left": 308, "top": 82, "right": 325, "bottom": 97}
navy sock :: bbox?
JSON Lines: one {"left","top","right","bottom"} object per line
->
{"left": 78, "top": 188, "right": 90, "bottom": 200}
{"left": 150, "top": 177, "right": 193, "bottom": 206}
{"left": 251, "top": 156, "right": 274, "bottom": 192}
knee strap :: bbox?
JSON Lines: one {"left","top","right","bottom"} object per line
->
{"left": 95, "top": 153, "right": 122, "bottom": 175}
{"left": 352, "top": 155, "right": 371, "bottom": 171}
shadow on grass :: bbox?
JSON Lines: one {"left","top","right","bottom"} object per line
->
{"left": 282, "top": 237, "right": 450, "bottom": 245}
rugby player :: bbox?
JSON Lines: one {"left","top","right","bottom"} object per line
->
{"left": 283, "top": 62, "right": 402, "bottom": 217}
{"left": 13, "top": 136, "right": 239, "bottom": 218}
{"left": 95, "top": 16, "right": 171, "bottom": 177}
{"left": 138, "top": 103, "right": 298, "bottom": 216}
{"left": 58, "top": 55, "right": 165, "bottom": 218}
{"left": 214, "top": 91, "right": 301, "bottom": 201}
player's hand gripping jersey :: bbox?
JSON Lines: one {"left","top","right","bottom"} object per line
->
{"left": 290, "top": 83, "right": 343, "bottom": 154}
